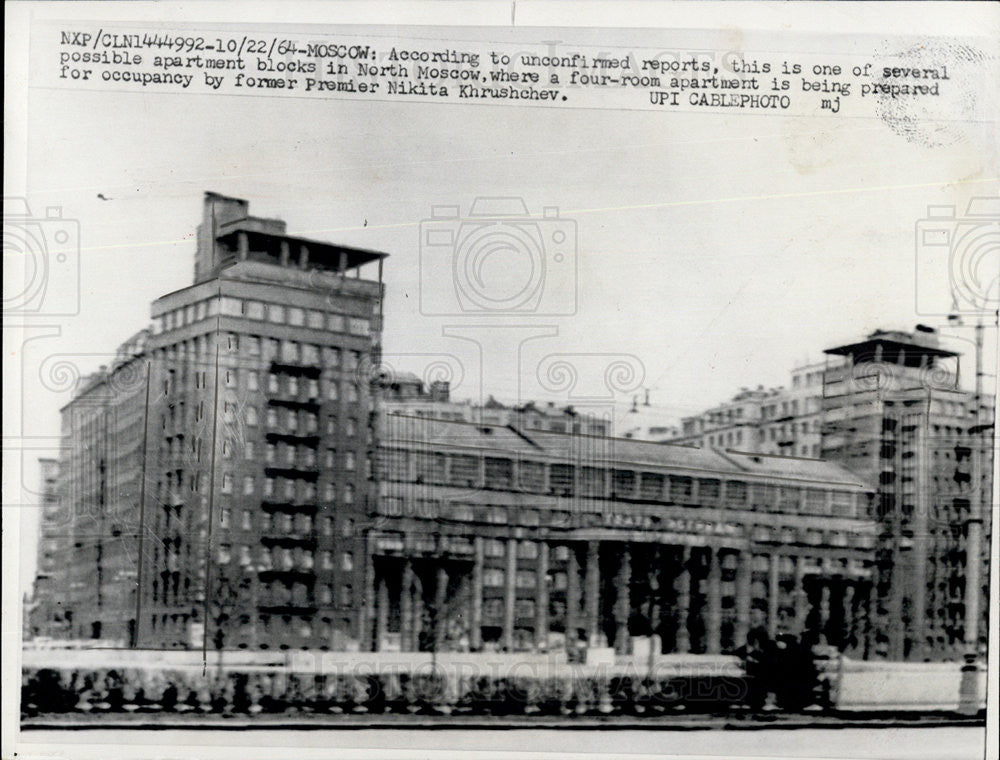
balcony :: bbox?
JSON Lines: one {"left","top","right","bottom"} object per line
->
{"left": 269, "top": 361, "right": 322, "bottom": 379}
{"left": 260, "top": 534, "right": 318, "bottom": 549}
{"left": 264, "top": 432, "right": 320, "bottom": 447}
{"left": 260, "top": 500, "right": 319, "bottom": 515}
{"left": 268, "top": 398, "right": 321, "bottom": 413}
{"left": 258, "top": 568, "right": 316, "bottom": 584}
{"left": 265, "top": 466, "right": 319, "bottom": 481}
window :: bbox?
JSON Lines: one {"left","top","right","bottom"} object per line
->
{"left": 549, "top": 464, "right": 574, "bottom": 495}
{"left": 345, "top": 451, "right": 356, "bottom": 471}
{"left": 220, "top": 508, "right": 231, "bottom": 528}
{"left": 485, "top": 539, "right": 505, "bottom": 558}
{"left": 516, "top": 571, "right": 535, "bottom": 589}
{"left": 612, "top": 469, "right": 635, "bottom": 496}
{"left": 484, "top": 569, "right": 504, "bottom": 587}
{"left": 221, "top": 474, "right": 233, "bottom": 494}
{"left": 344, "top": 484, "right": 355, "bottom": 504}
{"left": 639, "top": 472, "right": 665, "bottom": 501}
{"left": 326, "top": 382, "right": 339, "bottom": 401}
{"left": 699, "top": 479, "right": 721, "bottom": 504}
{"left": 668, "top": 476, "right": 693, "bottom": 503}
{"left": 264, "top": 478, "right": 275, "bottom": 498}
{"left": 241, "top": 510, "right": 252, "bottom": 530}
{"left": 307, "top": 310, "right": 324, "bottom": 329}
{"left": 245, "top": 441, "right": 255, "bottom": 460}
{"left": 288, "top": 307, "right": 305, "bottom": 326}
{"left": 246, "top": 407, "right": 258, "bottom": 426}
{"left": 218, "top": 544, "right": 231, "bottom": 564}
{"left": 342, "top": 552, "right": 354, "bottom": 571}
{"left": 328, "top": 314, "right": 345, "bottom": 332}
{"left": 485, "top": 457, "right": 513, "bottom": 488}
{"left": 518, "top": 541, "right": 538, "bottom": 559}
{"left": 268, "top": 304, "right": 285, "bottom": 324}
{"left": 451, "top": 455, "right": 479, "bottom": 486}
{"left": 322, "top": 551, "right": 334, "bottom": 569}
{"left": 243, "top": 476, "right": 255, "bottom": 495}
{"left": 246, "top": 301, "right": 264, "bottom": 320}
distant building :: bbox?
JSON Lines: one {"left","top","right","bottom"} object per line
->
{"left": 666, "top": 362, "right": 827, "bottom": 458}
{"left": 660, "top": 327, "right": 994, "bottom": 661}
{"left": 382, "top": 376, "right": 612, "bottom": 436}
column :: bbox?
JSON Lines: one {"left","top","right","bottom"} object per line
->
{"left": 503, "top": 539, "right": 517, "bottom": 651}
{"left": 376, "top": 575, "right": 389, "bottom": 651}
{"left": 818, "top": 582, "right": 831, "bottom": 645}
{"left": 674, "top": 546, "right": 691, "bottom": 654}
{"left": 434, "top": 565, "right": 448, "bottom": 652}
{"left": 842, "top": 582, "right": 857, "bottom": 654}
{"left": 362, "top": 546, "right": 375, "bottom": 651}
{"left": 767, "top": 553, "right": 780, "bottom": 638}
{"left": 648, "top": 545, "right": 662, "bottom": 645}
{"left": 565, "top": 545, "right": 580, "bottom": 651}
{"left": 298, "top": 244, "right": 310, "bottom": 269}
{"left": 614, "top": 545, "right": 631, "bottom": 655}
{"left": 400, "top": 560, "right": 414, "bottom": 652}
{"left": 794, "top": 556, "right": 809, "bottom": 635}
{"left": 585, "top": 541, "right": 601, "bottom": 646}
{"left": 237, "top": 231, "right": 249, "bottom": 261}
{"left": 470, "top": 538, "right": 483, "bottom": 651}
{"left": 411, "top": 574, "right": 424, "bottom": 652}
{"left": 705, "top": 548, "right": 722, "bottom": 654}
{"left": 279, "top": 240, "right": 290, "bottom": 267}
{"left": 734, "top": 549, "right": 753, "bottom": 648}
{"left": 535, "top": 542, "right": 549, "bottom": 650}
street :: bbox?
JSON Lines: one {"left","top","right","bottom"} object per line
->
{"left": 16, "top": 726, "right": 986, "bottom": 759}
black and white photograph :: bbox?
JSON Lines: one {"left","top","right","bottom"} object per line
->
{"left": 4, "top": 3, "right": 998, "bottom": 759}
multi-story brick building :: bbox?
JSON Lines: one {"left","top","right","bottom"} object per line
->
{"left": 27, "top": 458, "right": 66, "bottom": 638}
{"left": 662, "top": 327, "right": 994, "bottom": 661}
{"left": 33, "top": 192, "right": 388, "bottom": 651}
{"left": 133, "top": 192, "right": 387, "bottom": 651}
{"left": 822, "top": 329, "right": 993, "bottom": 662}
{"left": 32, "top": 329, "right": 152, "bottom": 645}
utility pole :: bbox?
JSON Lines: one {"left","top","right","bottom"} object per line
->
{"left": 959, "top": 320, "right": 985, "bottom": 715}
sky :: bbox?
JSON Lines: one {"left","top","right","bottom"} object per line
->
{"left": 7, "top": 24, "right": 999, "bottom": 596}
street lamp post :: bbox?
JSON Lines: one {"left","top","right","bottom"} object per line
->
{"left": 959, "top": 320, "right": 987, "bottom": 715}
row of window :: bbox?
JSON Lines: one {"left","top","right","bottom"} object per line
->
{"left": 381, "top": 451, "right": 863, "bottom": 517}
{"left": 154, "top": 297, "right": 372, "bottom": 337}
{"left": 217, "top": 544, "right": 354, "bottom": 572}
{"left": 247, "top": 476, "right": 357, "bottom": 504}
